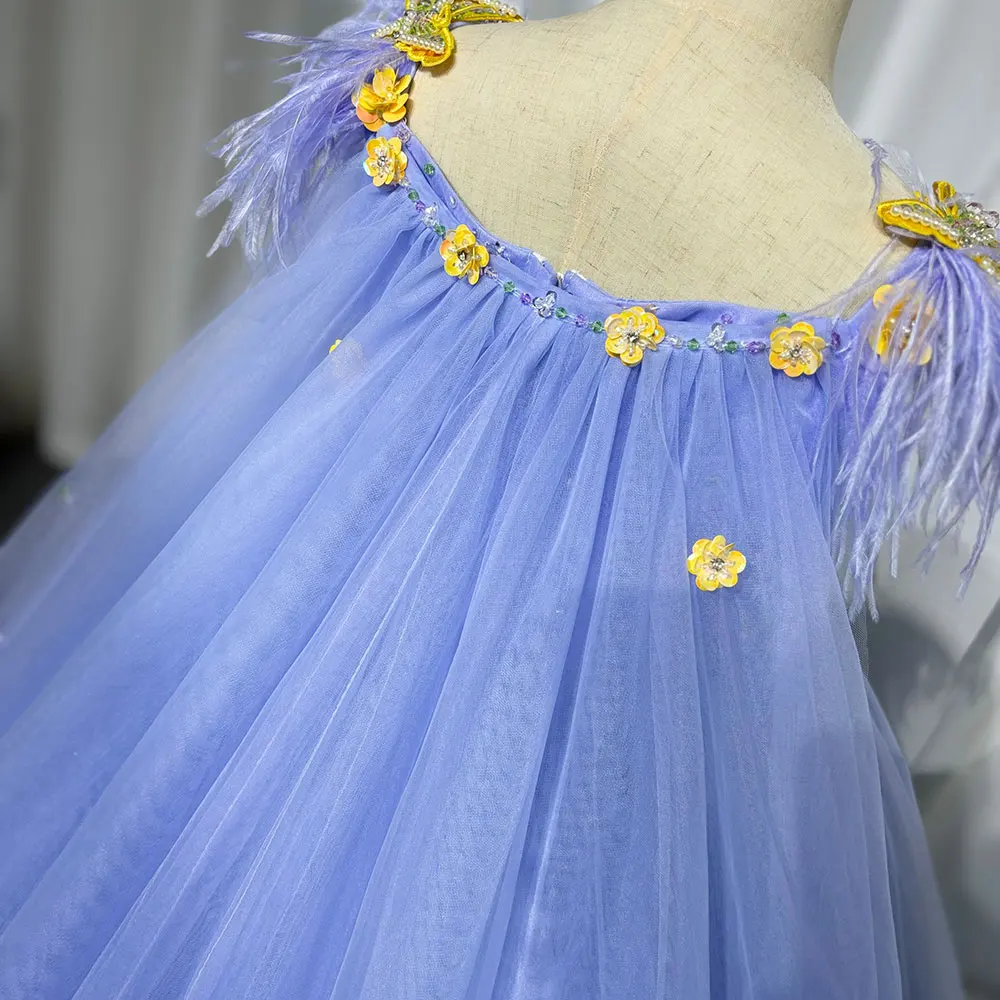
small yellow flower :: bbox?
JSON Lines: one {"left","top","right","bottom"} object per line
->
{"left": 687, "top": 535, "right": 747, "bottom": 592}
{"left": 604, "top": 306, "right": 665, "bottom": 366}
{"left": 353, "top": 66, "right": 411, "bottom": 132}
{"left": 769, "top": 321, "right": 826, "bottom": 377}
{"left": 439, "top": 224, "right": 489, "bottom": 285}
{"left": 870, "top": 284, "right": 933, "bottom": 365}
{"left": 362, "top": 136, "right": 407, "bottom": 187}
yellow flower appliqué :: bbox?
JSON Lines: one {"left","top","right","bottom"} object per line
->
{"left": 870, "top": 284, "right": 934, "bottom": 365}
{"left": 687, "top": 536, "right": 747, "bottom": 592}
{"left": 353, "top": 66, "right": 411, "bottom": 132}
{"left": 440, "top": 224, "right": 489, "bottom": 285}
{"left": 769, "top": 321, "right": 826, "bottom": 377}
{"left": 604, "top": 306, "right": 665, "bottom": 366}
{"left": 878, "top": 181, "right": 1000, "bottom": 280}
{"left": 363, "top": 136, "right": 408, "bottom": 187}
{"left": 374, "top": 0, "right": 523, "bottom": 69}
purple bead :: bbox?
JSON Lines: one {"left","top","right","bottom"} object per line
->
{"left": 830, "top": 331, "right": 842, "bottom": 350}
{"left": 414, "top": 200, "right": 426, "bottom": 212}
{"left": 574, "top": 314, "right": 588, "bottom": 327}
{"left": 746, "top": 340, "right": 767, "bottom": 355}
{"left": 520, "top": 292, "right": 533, "bottom": 305}
{"left": 719, "top": 312, "right": 735, "bottom": 325}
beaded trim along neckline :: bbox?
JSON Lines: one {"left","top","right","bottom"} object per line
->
{"left": 382, "top": 122, "right": 851, "bottom": 349}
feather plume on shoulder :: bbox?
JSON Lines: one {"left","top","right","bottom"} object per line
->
{"left": 826, "top": 146, "right": 1000, "bottom": 615}
{"left": 198, "top": 1, "right": 412, "bottom": 261}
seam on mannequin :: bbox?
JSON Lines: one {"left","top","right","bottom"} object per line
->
{"left": 558, "top": 2, "right": 839, "bottom": 274}
{"left": 559, "top": 27, "right": 690, "bottom": 275}
{"left": 643, "top": 0, "right": 836, "bottom": 89}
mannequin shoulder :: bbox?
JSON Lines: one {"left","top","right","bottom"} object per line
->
{"left": 409, "top": 1, "right": 673, "bottom": 126}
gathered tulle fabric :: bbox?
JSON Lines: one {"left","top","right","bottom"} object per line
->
{"left": 0, "top": 132, "right": 965, "bottom": 998}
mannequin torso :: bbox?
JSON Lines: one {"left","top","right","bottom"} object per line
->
{"left": 408, "top": 0, "right": 908, "bottom": 310}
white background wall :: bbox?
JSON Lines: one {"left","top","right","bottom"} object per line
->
{"left": 0, "top": 0, "right": 34, "bottom": 430}
{"left": 0, "top": 0, "right": 350, "bottom": 460}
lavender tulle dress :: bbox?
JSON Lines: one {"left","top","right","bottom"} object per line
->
{"left": 2, "top": 5, "right": 999, "bottom": 998}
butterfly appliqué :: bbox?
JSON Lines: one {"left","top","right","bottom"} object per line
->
{"left": 374, "top": 0, "right": 523, "bottom": 68}
{"left": 878, "top": 181, "right": 1000, "bottom": 280}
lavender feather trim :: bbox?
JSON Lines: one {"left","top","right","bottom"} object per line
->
{"left": 198, "top": 1, "right": 412, "bottom": 260}
{"left": 830, "top": 244, "right": 1000, "bottom": 616}
{"left": 864, "top": 140, "right": 929, "bottom": 208}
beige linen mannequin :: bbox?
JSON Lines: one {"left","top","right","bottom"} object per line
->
{"left": 408, "top": 0, "right": 908, "bottom": 311}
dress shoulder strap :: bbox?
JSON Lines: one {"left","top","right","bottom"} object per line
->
{"left": 828, "top": 150, "right": 1000, "bottom": 613}
{"left": 199, "top": 0, "right": 520, "bottom": 260}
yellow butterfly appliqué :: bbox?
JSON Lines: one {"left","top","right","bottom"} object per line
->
{"left": 877, "top": 181, "right": 1000, "bottom": 279}
{"left": 374, "top": 0, "right": 522, "bottom": 68}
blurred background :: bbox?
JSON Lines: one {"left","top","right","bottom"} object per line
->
{"left": 0, "top": 0, "right": 998, "bottom": 995}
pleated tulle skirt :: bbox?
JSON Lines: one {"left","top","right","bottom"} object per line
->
{"left": 0, "top": 162, "right": 963, "bottom": 998}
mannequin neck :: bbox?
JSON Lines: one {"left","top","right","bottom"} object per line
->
{"left": 643, "top": 0, "right": 853, "bottom": 87}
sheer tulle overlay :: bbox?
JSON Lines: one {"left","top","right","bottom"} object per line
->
{"left": 0, "top": 132, "right": 964, "bottom": 999}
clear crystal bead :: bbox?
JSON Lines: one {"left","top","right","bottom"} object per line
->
{"left": 533, "top": 292, "right": 556, "bottom": 318}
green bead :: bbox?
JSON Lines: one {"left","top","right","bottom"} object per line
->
{"left": 687, "top": 338, "right": 701, "bottom": 351}
{"left": 555, "top": 306, "right": 568, "bottom": 319}
{"left": 407, "top": 188, "right": 419, "bottom": 201}
{"left": 725, "top": 340, "right": 739, "bottom": 353}
{"left": 776, "top": 312, "right": 790, "bottom": 323}
{"left": 433, "top": 223, "right": 446, "bottom": 236}
{"left": 590, "top": 321, "right": 603, "bottom": 333}
{"left": 423, "top": 163, "right": 436, "bottom": 176}
{"left": 503, "top": 280, "right": 516, "bottom": 293}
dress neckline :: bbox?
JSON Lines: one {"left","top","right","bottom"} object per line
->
{"left": 388, "top": 122, "right": 907, "bottom": 335}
